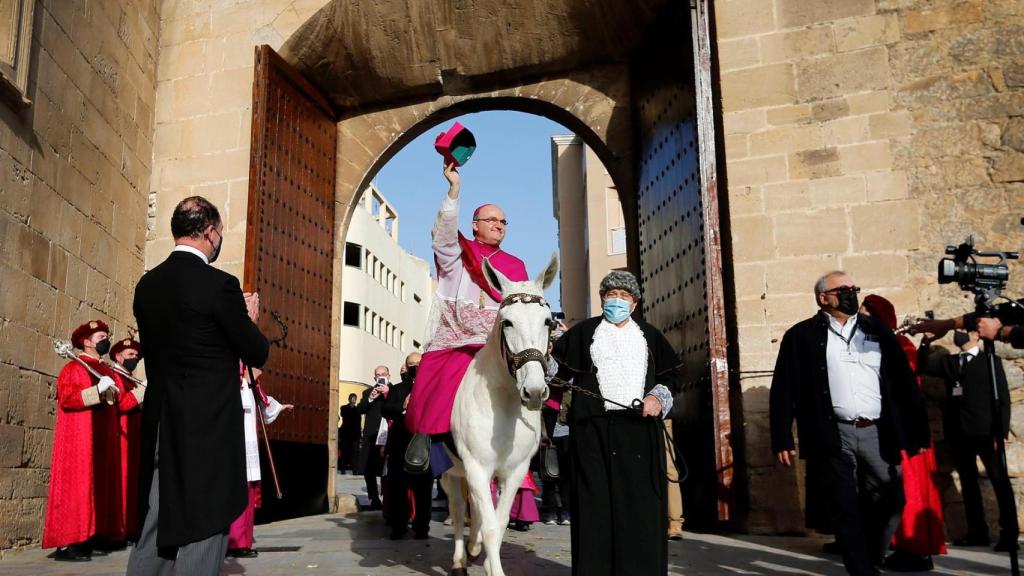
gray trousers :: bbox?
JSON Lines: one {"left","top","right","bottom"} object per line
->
{"left": 126, "top": 441, "right": 228, "bottom": 576}
{"left": 824, "top": 423, "right": 904, "bottom": 576}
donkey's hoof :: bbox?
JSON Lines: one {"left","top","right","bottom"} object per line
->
{"left": 450, "top": 568, "right": 469, "bottom": 576}
{"left": 468, "top": 548, "right": 482, "bottom": 563}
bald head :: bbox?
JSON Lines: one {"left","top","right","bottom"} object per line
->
{"left": 472, "top": 204, "right": 506, "bottom": 246}
{"left": 405, "top": 353, "right": 422, "bottom": 368}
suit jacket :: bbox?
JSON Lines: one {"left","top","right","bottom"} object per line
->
{"left": 133, "top": 251, "right": 269, "bottom": 546}
{"left": 382, "top": 374, "right": 414, "bottom": 457}
{"left": 552, "top": 316, "right": 681, "bottom": 423}
{"left": 769, "top": 312, "right": 929, "bottom": 464}
{"left": 339, "top": 404, "right": 362, "bottom": 441}
{"left": 356, "top": 384, "right": 389, "bottom": 474}
{"left": 919, "top": 344, "right": 1010, "bottom": 439}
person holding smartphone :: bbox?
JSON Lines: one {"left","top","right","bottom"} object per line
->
{"left": 357, "top": 366, "right": 392, "bottom": 510}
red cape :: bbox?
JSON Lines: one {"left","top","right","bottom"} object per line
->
{"left": 456, "top": 232, "right": 528, "bottom": 301}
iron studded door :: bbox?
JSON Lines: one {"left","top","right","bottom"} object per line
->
{"left": 243, "top": 45, "right": 337, "bottom": 516}
{"left": 631, "top": 1, "right": 732, "bottom": 528}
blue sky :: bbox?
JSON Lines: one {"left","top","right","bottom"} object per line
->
{"left": 372, "top": 111, "right": 571, "bottom": 311}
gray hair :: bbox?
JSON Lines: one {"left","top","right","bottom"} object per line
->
{"left": 599, "top": 270, "right": 641, "bottom": 300}
{"left": 814, "top": 270, "right": 847, "bottom": 296}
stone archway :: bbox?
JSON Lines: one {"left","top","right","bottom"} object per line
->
{"left": 247, "top": 0, "right": 733, "bottom": 528}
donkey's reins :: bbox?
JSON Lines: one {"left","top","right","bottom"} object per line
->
{"left": 497, "top": 293, "right": 552, "bottom": 377}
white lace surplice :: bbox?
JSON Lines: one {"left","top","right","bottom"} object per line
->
{"left": 241, "top": 380, "right": 283, "bottom": 482}
{"left": 424, "top": 195, "right": 501, "bottom": 351}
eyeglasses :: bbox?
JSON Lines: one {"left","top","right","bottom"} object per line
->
{"left": 822, "top": 285, "right": 861, "bottom": 295}
{"left": 473, "top": 218, "right": 508, "bottom": 226}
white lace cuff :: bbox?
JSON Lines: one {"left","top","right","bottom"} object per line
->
{"left": 646, "top": 384, "right": 673, "bottom": 419}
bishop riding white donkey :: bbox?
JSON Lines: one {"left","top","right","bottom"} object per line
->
{"left": 440, "top": 253, "right": 559, "bottom": 576}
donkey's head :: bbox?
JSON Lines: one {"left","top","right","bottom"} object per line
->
{"left": 482, "top": 253, "right": 559, "bottom": 410}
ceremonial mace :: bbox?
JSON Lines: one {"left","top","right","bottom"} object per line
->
{"left": 52, "top": 340, "right": 118, "bottom": 405}
{"left": 250, "top": 310, "right": 288, "bottom": 500}
{"left": 104, "top": 360, "right": 146, "bottom": 388}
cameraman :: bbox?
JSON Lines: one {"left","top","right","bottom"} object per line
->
{"left": 910, "top": 302, "right": 1024, "bottom": 349}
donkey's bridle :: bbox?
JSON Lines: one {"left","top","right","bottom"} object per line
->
{"left": 498, "top": 293, "right": 552, "bottom": 377}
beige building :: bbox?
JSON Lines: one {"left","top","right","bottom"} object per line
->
{"left": 1, "top": 0, "right": 1023, "bottom": 554}
{"left": 551, "top": 135, "right": 627, "bottom": 325}
{"left": 338, "top": 184, "right": 431, "bottom": 398}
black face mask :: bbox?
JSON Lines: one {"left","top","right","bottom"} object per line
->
{"left": 406, "top": 365, "right": 419, "bottom": 381}
{"left": 953, "top": 331, "right": 971, "bottom": 348}
{"left": 208, "top": 228, "right": 223, "bottom": 264}
{"left": 123, "top": 357, "right": 140, "bottom": 372}
{"left": 95, "top": 338, "right": 111, "bottom": 356}
{"left": 835, "top": 291, "right": 860, "bottom": 316}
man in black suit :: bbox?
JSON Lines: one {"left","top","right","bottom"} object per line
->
{"left": 357, "top": 365, "right": 391, "bottom": 510}
{"left": 338, "top": 393, "right": 361, "bottom": 473}
{"left": 127, "top": 196, "right": 270, "bottom": 576}
{"left": 382, "top": 353, "right": 433, "bottom": 539}
{"left": 919, "top": 329, "right": 1017, "bottom": 551}
{"left": 770, "top": 271, "right": 928, "bottom": 576}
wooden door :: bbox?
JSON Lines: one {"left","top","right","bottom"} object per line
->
{"left": 243, "top": 44, "right": 337, "bottom": 516}
{"left": 631, "top": 1, "right": 733, "bottom": 527}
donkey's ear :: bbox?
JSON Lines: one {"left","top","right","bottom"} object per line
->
{"left": 482, "top": 258, "right": 510, "bottom": 296}
{"left": 532, "top": 252, "right": 559, "bottom": 291}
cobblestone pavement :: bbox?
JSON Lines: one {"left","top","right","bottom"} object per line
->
{"left": 0, "top": 475, "right": 1012, "bottom": 575}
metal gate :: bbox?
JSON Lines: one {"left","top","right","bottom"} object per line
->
{"left": 632, "top": 0, "right": 732, "bottom": 527}
{"left": 243, "top": 45, "right": 337, "bottom": 516}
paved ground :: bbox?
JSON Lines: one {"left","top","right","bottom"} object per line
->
{"left": 0, "top": 474, "right": 1014, "bottom": 575}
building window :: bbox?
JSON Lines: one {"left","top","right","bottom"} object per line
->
{"left": 610, "top": 227, "right": 626, "bottom": 255}
{"left": 413, "top": 340, "right": 422, "bottom": 350}
{"left": 413, "top": 293, "right": 422, "bottom": 304}
{"left": 343, "top": 302, "right": 361, "bottom": 327}
{"left": 345, "top": 243, "right": 363, "bottom": 268}
{"left": 0, "top": 0, "right": 35, "bottom": 109}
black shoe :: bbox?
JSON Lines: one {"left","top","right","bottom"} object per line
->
{"left": 389, "top": 527, "right": 407, "bottom": 540}
{"left": 414, "top": 529, "right": 429, "bottom": 540}
{"left": 995, "top": 540, "right": 1019, "bottom": 552}
{"left": 227, "top": 547, "right": 259, "bottom": 558}
{"left": 54, "top": 544, "right": 92, "bottom": 562}
{"left": 509, "top": 520, "right": 531, "bottom": 532}
{"left": 405, "top": 433, "right": 431, "bottom": 474}
{"left": 883, "top": 551, "right": 933, "bottom": 572}
{"left": 821, "top": 540, "right": 841, "bottom": 554}
{"left": 368, "top": 498, "right": 383, "bottom": 511}
{"left": 954, "top": 534, "right": 989, "bottom": 547}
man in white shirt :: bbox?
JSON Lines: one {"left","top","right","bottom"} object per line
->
{"left": 770, "top": 271, "right": 928, "bottom": 576}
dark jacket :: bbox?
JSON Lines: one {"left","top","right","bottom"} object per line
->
{"left": 919, "top": 344, "right": 1010, "bottom": 439}
{"left": 769, "top": 312, "right": 928, "bottom": 465}
{"left": 356, "top": 384, "right": 389, "bottom": 474}
{"left": 552, "top": 316, "right": 681, "bottom": 423}
{"left": 382, "top": 374, "right": 414, "bottom": 457}
{"left": 133, "top": 250, "right": 269, "bottom": 546}
{"left": 339, "top": 403, "right": 362, "bottom": 441}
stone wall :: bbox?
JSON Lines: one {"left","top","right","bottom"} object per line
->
{"left": 150, "top": 0, "right": 330, "bottom": 281}
{"left": 0, "top": 0, "right": 159, "bottom": 553}
{"left": 715, "top": 0, "right": 1024, "bottom": 535}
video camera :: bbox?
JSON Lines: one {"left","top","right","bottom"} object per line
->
{"left": 938, "top": 236, "right": 1018, "bottom": 303}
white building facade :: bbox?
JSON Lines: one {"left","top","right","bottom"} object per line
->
{"left": 339, "top": 185, "right": 433, "bottom": 390}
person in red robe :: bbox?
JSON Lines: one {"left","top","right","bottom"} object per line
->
{"left": 109, "top": 338, "right": 146, "bottom": 543}
{"left": 861, "top": 295, "right": 947, "bottom": 572}
{"left": 43, "top": 320, "right": 123, "bottom": 561}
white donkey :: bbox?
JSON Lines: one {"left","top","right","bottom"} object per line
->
{"left": 441, "top": 253, "right": 559, "bottom": 576}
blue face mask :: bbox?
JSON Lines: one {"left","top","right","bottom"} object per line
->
{"left": 602, "top": 298, "right": 632, "bottom": 324}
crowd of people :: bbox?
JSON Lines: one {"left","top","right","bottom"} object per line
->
{"left": 37, "top": 160, "right": 1023, "bottom": 576}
